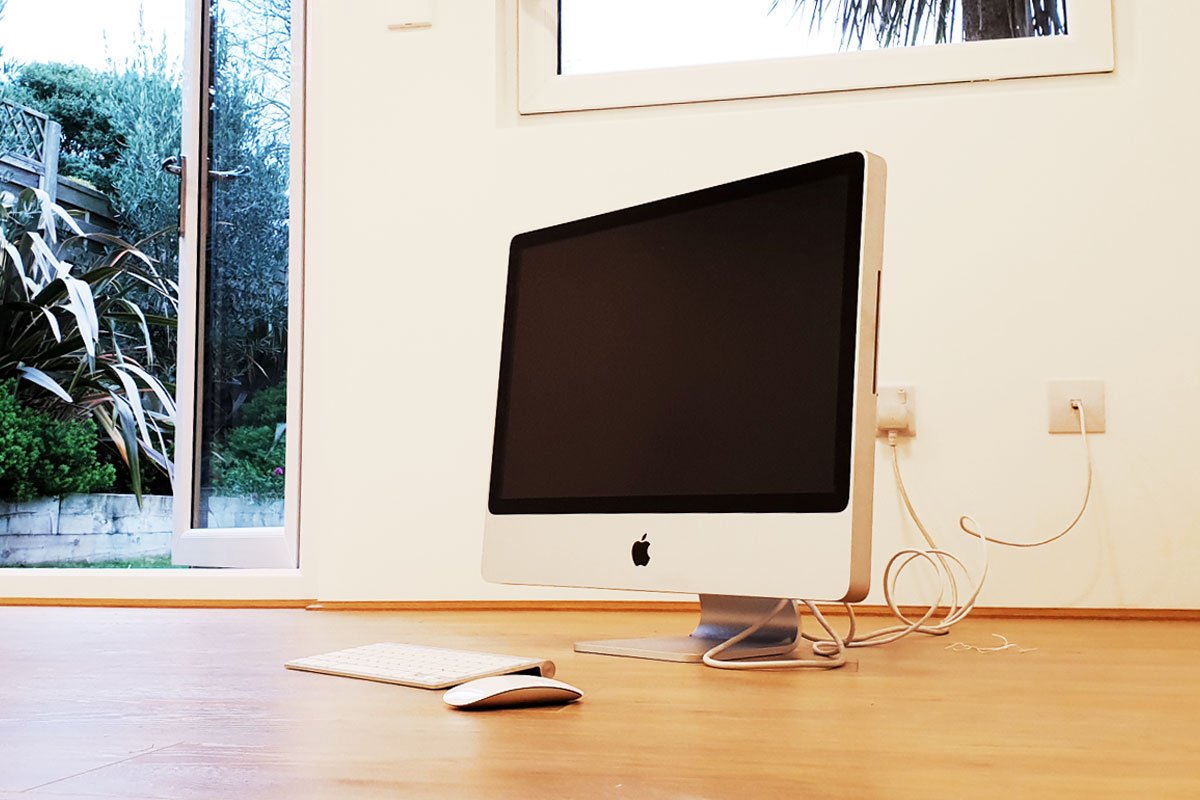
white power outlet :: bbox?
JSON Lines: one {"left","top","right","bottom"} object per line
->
{"left": 876, "top": 386, "right": 915, "bottom": 437}
{"left": 1048, "top": 380, "right": 1105, "bottom": 434}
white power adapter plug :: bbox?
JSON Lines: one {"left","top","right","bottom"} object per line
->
{"left": 876, "top": 386, "right": 915, "bottom": 437}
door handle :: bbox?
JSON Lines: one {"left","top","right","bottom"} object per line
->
{"left": 161, "top": 156, "right": 187, "bottom": 237}
{"left": 209, "top": 166, "right": 251, "bottom": 180}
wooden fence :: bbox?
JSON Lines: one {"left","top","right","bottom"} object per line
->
{"left": 0, "top": 100, "right": 119, "bottom": 236}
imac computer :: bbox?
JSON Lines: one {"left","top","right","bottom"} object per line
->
{"left": 483, "top": 151, "right": 886, "bottom": 662}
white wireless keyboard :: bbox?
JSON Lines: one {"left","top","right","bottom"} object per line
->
{"left": 285, "top": 642, "right": 556, "bottom": 689}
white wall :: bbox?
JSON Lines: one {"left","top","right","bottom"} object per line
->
{"left": 302, "top": 1, "right": 1200, "bottom": 606}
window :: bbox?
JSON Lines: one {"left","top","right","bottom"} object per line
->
{"left": 518, "top": 0, "right": 1114, "bottom": 113}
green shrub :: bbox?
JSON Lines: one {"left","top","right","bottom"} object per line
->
{"left": 2, "top": 62, "right": 120, "bottom": 192}
{"left": 0, "top": 381, "right": 41, "bottom": 501}
{"left": 0, "top": 380, "right": 115, "bottom": 502}
{"left": 209, "top": 383, "right": 287, "bottom": 501}
{"left": 236, "top": 383, "right": 287, "bottom": 427}
{"left": 32, "top": 414, "right": 117, "bottom": 498}
{"left": 211, "top": 425, "right": 286, "bottom": 501}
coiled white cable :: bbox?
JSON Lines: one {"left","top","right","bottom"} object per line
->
{"left": 701, "top": 401, "right": 1094, "bottom": 671}
{"left": 701, "top": 599, "right": 846, "bottom": 670}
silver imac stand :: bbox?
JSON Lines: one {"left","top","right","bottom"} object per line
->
{"left": 575, "top": 594, "right": 799, "bottom": 663}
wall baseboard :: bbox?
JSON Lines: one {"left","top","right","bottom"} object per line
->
{"left": 2, "top": 597, "right": 1197, "bottom": 621}
{"left": 0, "top": 597, "right": 313, "bottom": 609}
{"left": 304, "top": 600, "right": 1200, "bottom": 621}
{"left": 304, "top": 600, "right": 698, "bottom": 612}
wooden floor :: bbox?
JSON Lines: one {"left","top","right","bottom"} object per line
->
{"left": 2, "top": 607, "right": 1199, "bottom": 799}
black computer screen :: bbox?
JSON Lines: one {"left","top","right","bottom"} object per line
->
{"left": 489, "top": 153, "right": 865, "bottom": 514}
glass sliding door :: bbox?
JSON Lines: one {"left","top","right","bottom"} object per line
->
{"left": 172, "top": 0, "right": 303, "bottom": 567}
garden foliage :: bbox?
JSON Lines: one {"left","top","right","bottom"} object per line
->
{"left": 775, "top": 0, "right": 1069, "bottom": 48}
{"left": 106, "top": 43, "right": 184, "bottom": 341}
{"left": 0, "top": 188, "right": 177, "bottom": 500}
{"left": 0, "top": 0, "right": 294, "bottom": 502}
{"left": 2, "top": 62, "right": 121, "bottom": 192}
{"left": 3, "top": 5, "right": 291, "bottom": 407}
{"left": 210, "top": 383, "right": 287, "bottom": 501}
{"left": 0, "top": 379, "right": 114, "bottom": 502}
{"left": 204, "top": 15, "right": 290, "bottom": 398}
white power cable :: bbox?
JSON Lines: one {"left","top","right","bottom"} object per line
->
{"left": 958, "top": 400, "right": 1094, "bottom": 548}
{"left": 701, "top": 599, "right": 846, "bottom": 670}
{"left": 700, "top": 401, "right": 1094, "bottom": 671}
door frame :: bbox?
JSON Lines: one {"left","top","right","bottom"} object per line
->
{"left": 171, "top": 0, "right": 308, "bottom": 569}
{"left": 0, "top": 0, "right": 314, "bottom": 600}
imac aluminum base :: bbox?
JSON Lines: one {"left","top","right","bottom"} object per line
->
{"left": 575, "top": 594, "right": 799, "bottom": 663}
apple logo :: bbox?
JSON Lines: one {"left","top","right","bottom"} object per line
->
{"left": 631, "top": 534, "right": 650, "bottom": 567}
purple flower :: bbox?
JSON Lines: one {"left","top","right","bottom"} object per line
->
{"left": 272, "top": 467, "right": 285, "bottom": 476}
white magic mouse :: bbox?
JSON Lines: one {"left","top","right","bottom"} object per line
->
{"left": 442, "top": 674, "right": 583, "bottom": 710}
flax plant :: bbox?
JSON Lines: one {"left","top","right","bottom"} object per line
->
{"left": 0, "top": 187, "right": 176, "bottom": 500}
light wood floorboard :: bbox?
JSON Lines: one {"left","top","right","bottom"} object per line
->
{"left": 2, "top": 607, "right": 1198, "bottom": 798}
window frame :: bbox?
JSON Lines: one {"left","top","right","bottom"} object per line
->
{"left": 517, "top": 0, "right": 1114, "bottom": 114}
{"left": 170, "top": 0, "right": 308, "bottom": 570}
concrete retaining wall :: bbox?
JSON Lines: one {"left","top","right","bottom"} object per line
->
{"left": 197, "top": 494, "right": 286, "bottom": 530}
{"left": 0, "top": 494, "right": 284, "bottom": 566}
{"left": 0, "top": 494, "right": 173, "bottom": 566}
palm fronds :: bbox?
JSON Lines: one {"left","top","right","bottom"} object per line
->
{"left": 771, "top": 0, "right": 1067, "bottom": 50}
{"left": 0, "top": 187, "right": 176, "bottom": 501}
